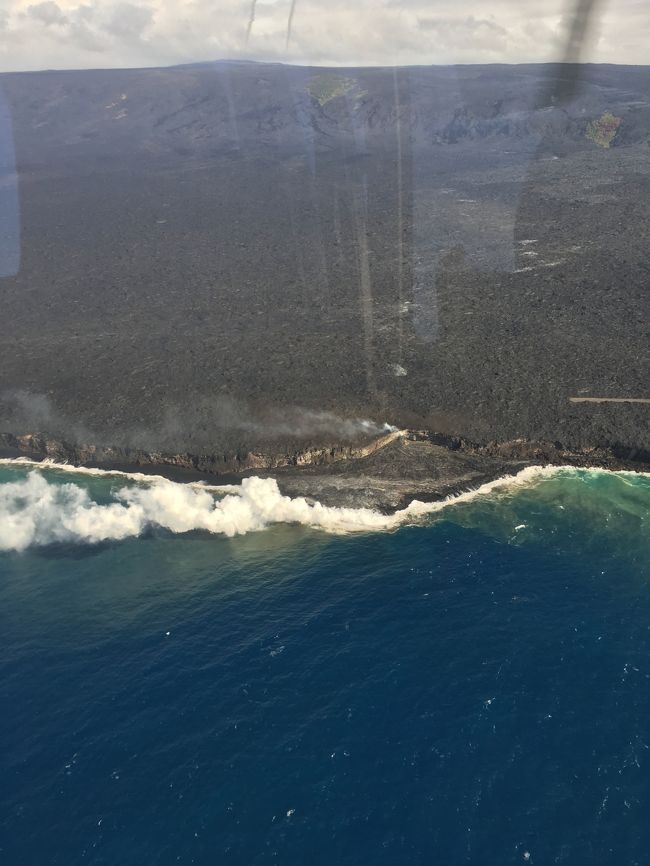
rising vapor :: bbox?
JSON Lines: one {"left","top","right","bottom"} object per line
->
{"left": 0, "top": 463, "right": 567, "bottom": 551}
{"left": 285, "top": 0, "right": 298, "bottom": 52}
{"left": 245, "top": 0, "right": 257, "bottom": 45}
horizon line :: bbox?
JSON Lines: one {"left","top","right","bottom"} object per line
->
{"left": 2, "top": 57, "right": 650, "bottom": 76}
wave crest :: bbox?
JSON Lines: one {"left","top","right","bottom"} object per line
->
{"left": 2, "top": 461, "right": 640, "bottom": 552}
{"left": 0, "top": 472, "right": 400, "bottom": 552}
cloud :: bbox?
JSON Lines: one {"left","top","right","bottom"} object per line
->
{"left": 103, "top": 2, "right": 153, "bottom": 39}
{"left": 416, "top": 14, "right": 509, "bottom": 55}
{"left": 26, "top": 0, "right": 67, "bottom": 26}
{"left": 0, "top": 0, "right": 646, "bottom": 72}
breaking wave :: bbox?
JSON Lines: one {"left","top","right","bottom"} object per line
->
{"left": 1, "top": 459, "right": 648, "bottom": 553}
{"left": 0, "top": 459, "right": 579, "bottom": 552}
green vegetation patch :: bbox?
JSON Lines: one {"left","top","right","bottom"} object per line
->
{"left": 586, "top": 112, "right": 622, "bottom": 148}
{"left": 307, "top": 75, "right": 359, "bottom": 106}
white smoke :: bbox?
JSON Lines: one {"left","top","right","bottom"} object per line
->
{"left": 1, "top": 389, "right": 397, "bottom": 447}
{"left": 200, "top": 403, "right": 398, "bottom": 439}
{"left": 0, "top": 462, "right": 579, "bottom": 553}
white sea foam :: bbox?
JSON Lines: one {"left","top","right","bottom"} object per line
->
{"left": 0, "top": 460, "right": 646, "bottom": 552}
{"left": 0, "top": 472, "right": 395, "bottom": 551}
{"left": 0, "top": 457, "right": 174, "bottom": 483}
{"left": 0, "top": 457, "right": 237, "bottom": 493}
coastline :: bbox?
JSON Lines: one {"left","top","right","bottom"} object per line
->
{"left": 2, "top": 428, "right": 649, "bottom": 514}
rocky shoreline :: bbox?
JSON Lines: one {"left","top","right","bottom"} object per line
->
{"left": 2, "top": 429, "right": 649, "bottom": 513}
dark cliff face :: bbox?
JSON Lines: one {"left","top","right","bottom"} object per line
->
{"left": 1, "top": 61, "right": 649, "bottom": 454}
{"left": 3, "top": 429, "right": 648, "bottom": 514}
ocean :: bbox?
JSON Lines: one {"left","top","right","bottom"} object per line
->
{"left": 1, "top": 461, "right": 649, "bottom": 865}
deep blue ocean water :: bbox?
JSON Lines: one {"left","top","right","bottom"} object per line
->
{"left": 1, "top": 464, "right": 649, "bottom": 865}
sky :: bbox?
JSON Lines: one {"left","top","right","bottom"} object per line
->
{"left": 0, "top": 0, "right": 647, "bottom": 73}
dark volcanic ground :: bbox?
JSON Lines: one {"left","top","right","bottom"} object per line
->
{"left": 1, "top": 61, "right": 649, "bottom": 463}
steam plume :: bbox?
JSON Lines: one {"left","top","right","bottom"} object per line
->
{"left": 285, "top": 0, "right": 297, "bottom": 52}
{"left": 245, "top": 0, "right": 257, "bottom": 45}
{"left": 0, "top": 464, "right": 573, "bottom": 552}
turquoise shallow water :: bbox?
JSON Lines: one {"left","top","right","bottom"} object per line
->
{"left": 1, "top": 463, "right": 649, "bottom": 865}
